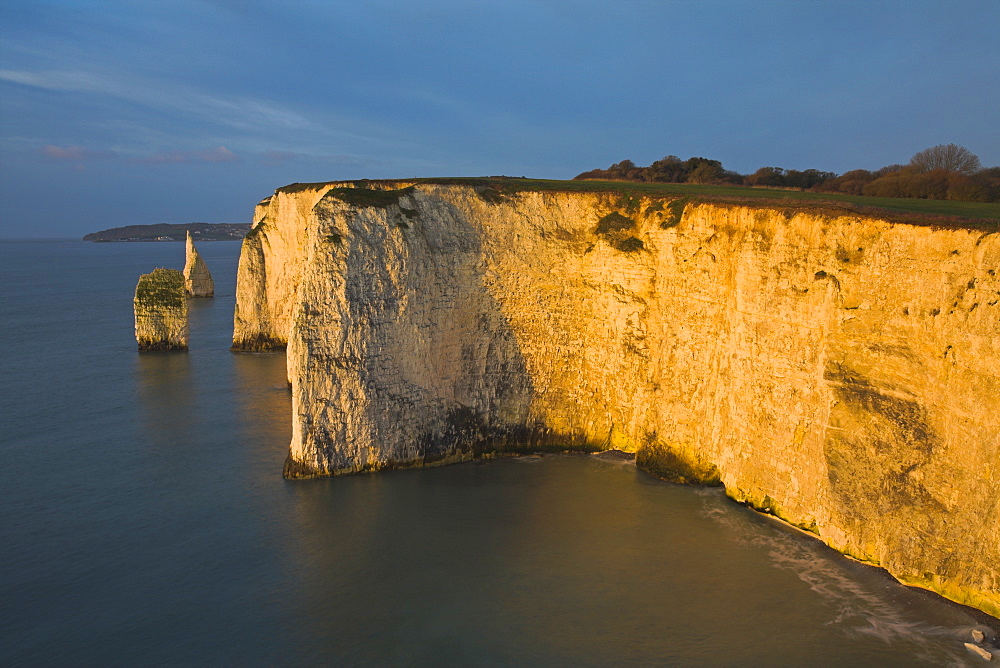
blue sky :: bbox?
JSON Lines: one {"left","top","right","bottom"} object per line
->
{"left": 2, "top": 0, "right": 998, "bottom": 237}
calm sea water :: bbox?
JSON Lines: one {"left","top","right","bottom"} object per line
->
{"left": 1, "top": 239, "right": 995, "bottom": 666}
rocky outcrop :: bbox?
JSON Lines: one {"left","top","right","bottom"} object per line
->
{"left": 135, "top": 268, "right": 188, "bottom": 351}
{"left": 231, "top": 183, "right": 336, "bottom": 350}
{"left": 234, "top": 181, "right": 999, "bottom": 618}
{"left": 183, "top": 231, "right": 214, "bottom": 298}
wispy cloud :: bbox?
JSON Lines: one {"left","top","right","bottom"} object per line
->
{"left": 41, "top": 144, "right": 118, "bottom": 161}
{"left": 0, "top": 67, "right": 390, "bottom": 147}
{"left": 0, "top": 68, "right": 311, "bottom": 133}
{"left": 136, "top": 145, "right": 241, "bottom": 164}
{"left": 39, "top": 142, "right": 241, "bottom": 166}
{"left": 257, "top": 149, "right": 377, "bottom": 170}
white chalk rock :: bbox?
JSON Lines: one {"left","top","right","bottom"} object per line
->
{"left": 135, "top": 268, "right": 188, "bottom": 351}
{"left": 965, "top": 643, "right": 992, "bottom": 661}
{"left": 183, "top": 231, "right": 214, "bottom": 298}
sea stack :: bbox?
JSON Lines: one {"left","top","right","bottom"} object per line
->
{"left": 183, "top": 231, "right": 214, "bottom": 298}
{"left": 134, "top": 268, "right": 188, "bottom": 351}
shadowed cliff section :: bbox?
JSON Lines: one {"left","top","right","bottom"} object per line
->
{"left": 282, "top": 186, "right": 624, "bottom": 478}
{"left": 234, "top": 180, "right": 999, "bottom": 618}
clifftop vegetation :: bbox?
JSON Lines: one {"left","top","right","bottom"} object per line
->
{"left": 575, "top": 144, "right": 1000, "bottom": 204}
{"left": 276, "top": 176, "right": 999, "bottom": 230}
{"left": 134, "top": 268, "right": 186, "bottom": 308}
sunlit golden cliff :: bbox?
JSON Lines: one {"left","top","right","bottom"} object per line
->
{"left": 233, "top": 181, "right": 999, "bottom": 618}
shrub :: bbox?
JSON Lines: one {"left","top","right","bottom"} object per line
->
{"left": 595, "top": 211, "right": 636, "bottom": 235}
{"left": 660, "top": 198, "right": 687, "bottom": 228}
{"left": 595, "top": 212, "right": 644, "bottom": 253}
{"left": 477, "top": 187, "right": 506, "bottom": 204}
{"left": 135, "top": 268, "right": 185, "bottom": 308}
{"left": 814, "top": 169, "right": 875, "bottom": 195}
{"left": 614, "top": 237, "right": 644, "bottom": 252}
{"left": 328, "top": 185, "right": 415, "bottom": 208}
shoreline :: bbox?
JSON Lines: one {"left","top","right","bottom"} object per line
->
{"left": 551, "top": 449, "right": 1000, "bottom": 629}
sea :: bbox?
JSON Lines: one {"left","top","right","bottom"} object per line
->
{"left": 1, "top": 239, "right": 995, "bottom": 666}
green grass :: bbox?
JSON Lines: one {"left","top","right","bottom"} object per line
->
{"left": 595, "top": 211, "right": 636, "bottom": 234}
{"left": 276, "top": 177, "right": 1000, "bottom": 230}
{"left": 135, "top": 268, "right": 186, "bottom": 307}
{"left": 415, "top": 177, "right": 1000, "bottom": 228}
{"left": 594, "top": 212, "right": 644, "bottom": 252}
{"left": 328, "top": 185, "right": 415, "bottom": 208}
{"left": 661, "top": 197, "right": 689, "bottom": 228}
{"left": 477, "top": 187, "right": 506, "bottom": 204}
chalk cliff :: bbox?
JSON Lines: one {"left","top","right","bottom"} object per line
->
{"left": 135, "top": 267, "right": 188, "bottom": 351}
{"left": 233, "top": 181, "right": 999, "bottom": 617}
{"left": 232, "top": 184, "right": 334, "bottom": 350}
{"left": 183, "top": 231, "right": 214, "bottom": 298}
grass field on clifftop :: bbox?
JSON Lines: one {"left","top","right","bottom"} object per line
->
{"left": 524, "top": 179, "right": 999, "bottom": 218}
{"left": 412, "top": 178, "right": 1000, "bottom": 229}
{"left": 280, "top": 177, "right": 1000, "bottom": 230}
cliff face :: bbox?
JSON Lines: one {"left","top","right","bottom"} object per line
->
{"left": 183, "top": 232, "right": 214, "bottom": 298}
{"left": 232, "top": 184, "right": 336, "bottom": 350}
{"left": 135, "top": 267, "right": 188, "bottom": 351}
{"left": 234, "top": 182, "right": 999, "bottom": 617}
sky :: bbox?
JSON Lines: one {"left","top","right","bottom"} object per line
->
{"left": 1, "top": 0, "right": 998, "bottom": 238}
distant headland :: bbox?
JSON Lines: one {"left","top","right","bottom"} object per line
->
{"left": 83, "top": 223, "right": 250, "bottom": 242}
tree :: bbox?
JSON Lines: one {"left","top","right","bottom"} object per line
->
{"left": 646, "top": 155, "right": 686, "bottom": 182}
{"left": 909, "top": 144, "right": 981, "bottom": 175}
{"left": 683, "top": 157, "right": 723, "bottom": 184}
{"left": 784, "top": 169, "right": 835, "bottom": 189}
{"left": 747, "top": 167, "right": 785, "bottom": 187}
{"left": 813, "top": 169, "right": 874, "bottom": 195}
{"left": 687, "top": 160, "right": 724, "bottom": 184}
{"left": 874, "top": 163, "right": 906, "bottom": 177}
{"left": 971, "top": 166, "right": 1000, "bottom": 202}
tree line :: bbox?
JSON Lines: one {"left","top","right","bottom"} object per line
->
{"left": 573, "top": 145, "right": 1000, "bottom": 203}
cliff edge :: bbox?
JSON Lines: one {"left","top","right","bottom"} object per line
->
{"left": 233, "top": 180, "right": 999, "bottom": 618}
